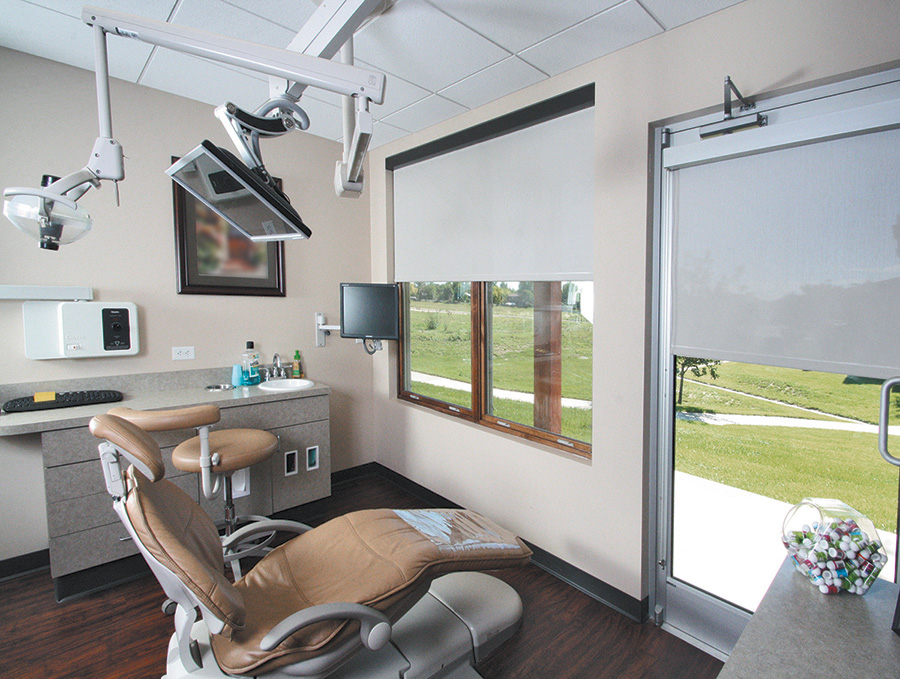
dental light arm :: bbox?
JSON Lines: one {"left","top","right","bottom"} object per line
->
{"left": 3, "top": 25, "right": 124, "bottom": 250}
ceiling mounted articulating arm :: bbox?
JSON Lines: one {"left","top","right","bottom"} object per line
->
{"left": 1, "top": 5, "right": 388, "bottom": 250}
{"left": 270, "top": 0, "right": 389, "bottom": 196}
{"left": 699, "top": 75, "right": 768, "bottom": 139}
{"left": 2, "top": 24, "right": 124, "bottom": 250}
{"left": 214, "top": 99, "right": 311, "bottom": 188}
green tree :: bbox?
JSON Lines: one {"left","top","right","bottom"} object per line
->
{"left": 676, "top": 357, "right": 721, "bottom": 404}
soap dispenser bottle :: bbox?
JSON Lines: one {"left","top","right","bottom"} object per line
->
{"left": 292, "top": 350, "right": 301, "bottom": 379}
{"left": 242, "top": 341, "right": 261, "bottom": 385}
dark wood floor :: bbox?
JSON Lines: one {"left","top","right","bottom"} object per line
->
{"left": 0, "top": 472, "right": 723, "bottom": 679}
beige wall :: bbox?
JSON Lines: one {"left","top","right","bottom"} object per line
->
{"left": 368, "top": 0, "right": 900, "bottom": 601}
{"left": 0, "top": 47, "right": 375, "bottom": 559}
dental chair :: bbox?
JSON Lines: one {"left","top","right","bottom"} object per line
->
{"left": 90, "top": 413, "right": 532, "bottom": 679}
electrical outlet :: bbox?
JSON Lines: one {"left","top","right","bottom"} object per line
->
{"left": 172, "top": 346, "right": 195, "bottom": 360}
{"left": 284, "top": 450, "right": 298, "bottom": 476}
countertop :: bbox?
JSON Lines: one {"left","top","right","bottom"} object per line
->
{"left": 718, "top": 557, "right": 900, "bottom": 678}
{"left": 0, "top": 370, "right": 330, "bottom": 437}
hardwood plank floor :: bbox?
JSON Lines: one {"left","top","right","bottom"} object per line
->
{"left": 0, "top": 471, "right": 722, "bottom": 678}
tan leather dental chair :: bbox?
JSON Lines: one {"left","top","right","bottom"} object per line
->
{"left": 90, "top": 413, "right": 532, "bottom": 679}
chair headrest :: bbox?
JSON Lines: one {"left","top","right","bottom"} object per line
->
{"left": 107, "top": 404, "right": 221, "bottom": 432}
{"left": 89, "top": 413, "right": 166, "bottom": 482}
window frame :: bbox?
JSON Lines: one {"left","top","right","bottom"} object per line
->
{"left": 398, "top": 281, "right": 591, "bottom": 458}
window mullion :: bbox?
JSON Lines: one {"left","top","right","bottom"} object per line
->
{"left": 471, "top": 282, "right": 488, "bottom": 420}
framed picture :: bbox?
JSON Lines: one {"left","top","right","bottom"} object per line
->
{"left": 172, "top": 157, "right": 285, "bottom": 296}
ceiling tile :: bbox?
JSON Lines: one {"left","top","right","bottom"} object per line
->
{"left": 426, "top": 0, "right": 621, "bottom": 53}
{"left": 171, "top": 0, "right": 295, "bottom": 48}
{"left": 220, "top": 0, "right": 318, "bottom": 33}
{"left": 138, "top": 50, "right": 269, "bottom": 112}
{"left": 28, "top": 0, "right": 176, "bottom": 21}
{"left": 520, "top": 0, "right": 662, "bottom": 76}
{"left": 640, "top": 0, "right": 747, "bottom": 30}
{"left": 305, "top": 58, "right": 431, "bottom": 120}
{"left": 381, "top": 94, "right": 467, "bottom": 132}
{"left": 294, "top": 95, "right": 345, "bottom": 140}
{"left": 439, "top": 56, "right": 545, "bottom": 110}
{"left": 370, "top": 120, "right": 410, "bottom": 148}
{"left": 0, "top": 0, "right": 155, "bottom": 81}
{"left": 353, "top": 0, "right": 509, "bottom": 92}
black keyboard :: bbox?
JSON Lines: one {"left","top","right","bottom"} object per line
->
{"left": 2, "top": 390, "right": 123, "bottom": 413}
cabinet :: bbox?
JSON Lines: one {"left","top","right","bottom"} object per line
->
{"left": 41, "top": 393, "right": 330, "bottom": 580}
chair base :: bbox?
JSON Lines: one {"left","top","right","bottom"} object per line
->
{"left": 162, "top": 572, "right": 523, "bottom": 679}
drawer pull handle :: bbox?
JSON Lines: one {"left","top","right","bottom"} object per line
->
{"left": 118, "top": 535, "right": 133, "bottom": 542}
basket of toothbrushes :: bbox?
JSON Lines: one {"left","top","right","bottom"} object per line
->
{"left": 782, "top": 498, "right": 887, "bottom": 595}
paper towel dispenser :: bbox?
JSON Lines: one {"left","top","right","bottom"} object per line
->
{"left": 23, "top": 301, "right": 139, "bottom": 359}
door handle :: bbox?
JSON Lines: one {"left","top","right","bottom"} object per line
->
{"left": 879, "top": 377, "right": 900, "bottom": 467}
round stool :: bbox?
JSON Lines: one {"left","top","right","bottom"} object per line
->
{"left": 172, "top": 427, "right": 279, "bottom": 535}
{"left": 107, "top": 405, "right": 278, "bottom": 535}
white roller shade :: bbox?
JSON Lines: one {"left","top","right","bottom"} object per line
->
{"left": 392, "top": 106, "right": 594, "bottom": 282}
{"left": 670, "top": 127, "right": 900, "bottom": 379}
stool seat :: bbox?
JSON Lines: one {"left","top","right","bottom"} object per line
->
{"left": 173, "top": 428, "right": 279, "bottom": 474}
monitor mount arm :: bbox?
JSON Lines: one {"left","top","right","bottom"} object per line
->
{"left": 83, "top": 4, "right": 386, "bottom": 194}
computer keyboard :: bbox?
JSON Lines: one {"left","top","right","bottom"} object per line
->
{"left": 2, "top": 389, "right": 123, "bottom": 413}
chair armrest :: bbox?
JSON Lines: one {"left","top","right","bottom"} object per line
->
{"left": 260, "top": 602, "right": 392, "bottom": 652}
{"left": 221, "top": 519, "right": 313, "bottom": 553}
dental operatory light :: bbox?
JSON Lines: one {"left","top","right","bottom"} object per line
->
{"left": 3, "top": 25, "right": 123, "bottom": 250}
{"left": 3, "top": 1, "right": 387, "bottom": 249}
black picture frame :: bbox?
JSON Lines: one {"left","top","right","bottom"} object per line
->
{"left": 172, "top": 157, "right": 285, "bottom": 296}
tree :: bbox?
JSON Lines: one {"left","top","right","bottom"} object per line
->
{"left": 676, "top": 357, "right": 721, "bottom": 404}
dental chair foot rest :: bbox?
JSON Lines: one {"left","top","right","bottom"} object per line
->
{"left": 162, "top": 572, "right": 522, "bottom": 679}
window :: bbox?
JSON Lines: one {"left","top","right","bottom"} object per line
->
{"left": 389, "top": 87, "right": 595, "bottom": 457}
{"left": 399, "top": 281, "right": 592, "bottom": 456}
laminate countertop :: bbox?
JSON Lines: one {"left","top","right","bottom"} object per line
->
{"left": 718, "top": 558, "right": 900, "bottom": 678}
{"left": 0, "top": 369, "right": 330, "bottom": 437}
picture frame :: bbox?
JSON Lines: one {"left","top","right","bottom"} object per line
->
{"left": 172, "top": 157, "right": 285, "bottom": 296}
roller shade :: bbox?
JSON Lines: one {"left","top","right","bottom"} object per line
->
{"left": 392, "top": 105, "right": 594, "bottom": 282}
{"left": 670, "top": 126, "right": 900, "bottom": 379}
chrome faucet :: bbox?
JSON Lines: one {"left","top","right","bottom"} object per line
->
{"left": 269, "top": 353, "right": 286, "bottom": 379}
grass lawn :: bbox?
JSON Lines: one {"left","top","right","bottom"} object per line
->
{"left": 687, "top": 362, "right": 900, "bottom": 425}
{"left": 408, "top": 301, "right": 592, "bottom": 401}
{"left": 677, "top": 360, "right": 900, "bottom": 532}
{"left": 410, "top": 381, "right": 592, "bottom": 444}
{"left": 678, "top": 380, "right": 842, "bottom": 421}
{"left": 676, "top": 421, "right": 898, "bottom": 531}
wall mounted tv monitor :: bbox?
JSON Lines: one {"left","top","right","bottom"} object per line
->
{"left": 340, "top": 283, "right": 400, "bottom": 340}
{"left": 167, "top": 140, "right": 311, "bottom": 242}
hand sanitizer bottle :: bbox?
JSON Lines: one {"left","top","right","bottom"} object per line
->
{"left": 241, "top": 341, "right": 261, "bottom": 385}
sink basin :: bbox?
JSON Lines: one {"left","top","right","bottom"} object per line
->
{"left": 257, "top": 378, "right": 315, "bottom": 392}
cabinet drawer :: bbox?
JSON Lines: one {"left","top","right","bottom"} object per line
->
{"left": 218, "top": 396, "right": 329, "bottom": 430}
{"left": 47, "top": 473, "right": 197, "bottom": 538}
{"left": 44, "top": 446, "right": 186, "bottom": 504}
{"left": 50, "top": 521, "right": 139, "bottom": 578}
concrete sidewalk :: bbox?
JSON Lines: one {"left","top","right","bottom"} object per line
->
{"left": 673, "top": 472, "right": 897, "bottom": 611}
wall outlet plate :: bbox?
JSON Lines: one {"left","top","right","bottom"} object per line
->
{"left": 306, "top": 445, "right": 320, "bottom": 471}
{"left": 172, "top": 346, "right": 195, "bottom": 360}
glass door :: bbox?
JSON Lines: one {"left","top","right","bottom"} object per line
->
{"left": 651, "top": 67, "right": 900, "bottom": 658}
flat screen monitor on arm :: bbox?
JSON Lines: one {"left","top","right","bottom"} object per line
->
{"left": 167, "top": 140, "right": 312, "bottom": 242}
{"left": 340, "top": 283, "right": 400, "bottom": 340}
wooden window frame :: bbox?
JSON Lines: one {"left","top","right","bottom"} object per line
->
{"left": 398, "top": 282, "right": 591, "bottom": 458}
